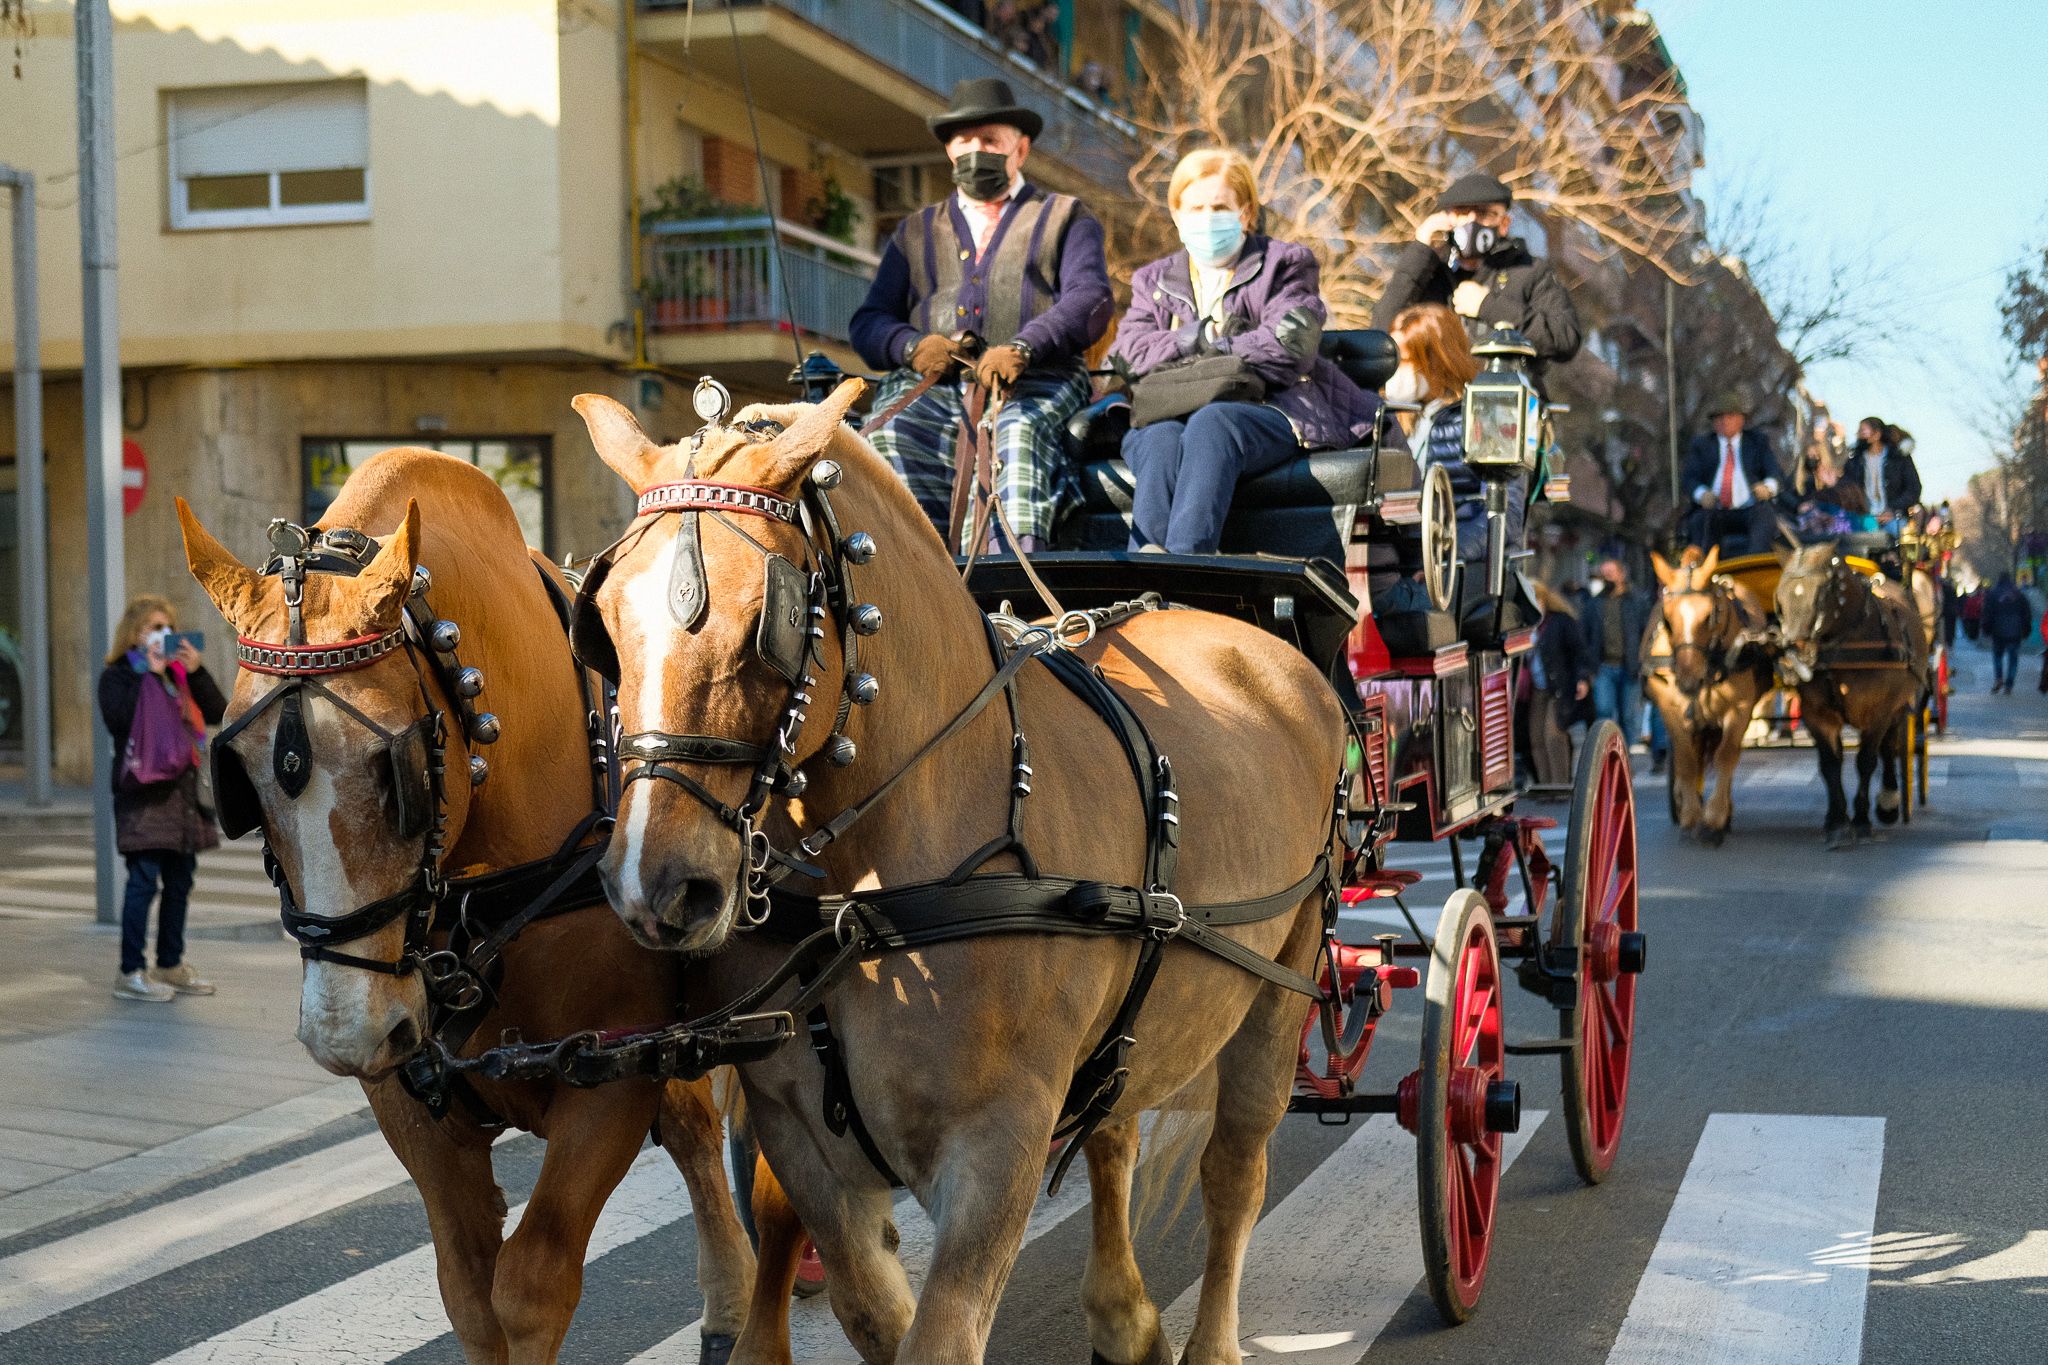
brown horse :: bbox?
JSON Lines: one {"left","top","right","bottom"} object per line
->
{"left": 570, "top": 381, "right": 1347, "bottom": 1365}
{"left": 1774, "top": 541, "right": 1928, "bottom": 848}
{"left": 1643, "top": 547, "right": 1771, "bottom": 845}
{"left": 177, "top": 451, "right": 758, "bottom": 1364}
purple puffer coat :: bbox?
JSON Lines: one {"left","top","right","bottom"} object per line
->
{"left": 1111, "top": 236, "right": 1380, "bottom": 451}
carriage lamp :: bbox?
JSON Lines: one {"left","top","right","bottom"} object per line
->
{"left": 1461, "top": 327, "right": 1543, "bottom": 477}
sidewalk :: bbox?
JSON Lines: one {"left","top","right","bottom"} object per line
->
{"left": 0, "top": 828, "right": 354, "bottom": 1242}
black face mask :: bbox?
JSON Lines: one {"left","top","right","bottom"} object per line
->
{"left": 951, "top": 150, "right": 1011, "bottom": 203}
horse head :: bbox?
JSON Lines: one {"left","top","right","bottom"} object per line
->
{"left": 1775, "top": 540, "right": 1856, "bottom": 671}
{"left": 571, "top": 380, "right": 878, "bottom": 951}
{"left": 181, "top": 494, "right": 474, "bottom": 1078}
{"left": 1651, "top": 546, "right": 1729, "bottom": 696}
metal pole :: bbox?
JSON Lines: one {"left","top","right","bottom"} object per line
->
{"left": 77, "top": 0, "right": 126, "bottom": 924}
{"left": 1664, "top": 274, "right": 1680, "bottom": 515}
{"left": 2, "top": 165, "right": 51, "bottom": 806}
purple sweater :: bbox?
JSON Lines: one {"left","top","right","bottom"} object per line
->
{"left": 1113, "top": 236, "right": 1380, "bottom": 451}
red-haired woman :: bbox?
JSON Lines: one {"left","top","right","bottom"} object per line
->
{"left": 1111, "top": 148, "right": 1380, "bottom": 552}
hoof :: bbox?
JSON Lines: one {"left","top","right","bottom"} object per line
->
{"left": 1700, "top": 825, "right": 1727, "bottom": 848}
{"left": 1825, "top": 827, "right": 1853, "bottom": 851}
{"left": 1876, "top": 794, "right": 1901, "bottom": 825}
{"left": 701, "top": 1333, "right": 736, "bottom": 1365}
{"left": 1091, "top": 1334, "right": 1174, "bottom": 1365}
{"left": 1853, "top": 821, "right": 1875, "bottom": 843}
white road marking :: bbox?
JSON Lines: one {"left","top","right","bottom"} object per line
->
{"left": 1159, "top": 1111, "right": 1546, "bottom": 1363}
{"left": 0, "top": 1132, "right": 407, "bottom": 1333}
{"left": 0, "top": 1081, "right": 369, "bottom": 1240}
{"left": 631, "top": 1150, "right": 1103, "bottom": 1362}
{"left": 1608, "top": 1113, "right": 1884, "bottom": 1365}
{"left": 153, "top": 1143, "right": 695, "bottom": 1364}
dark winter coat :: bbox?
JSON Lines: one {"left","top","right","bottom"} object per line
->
{"left": 1369, "top": 237, "right": 1583, "bottom": 371}
{"left": 1113, "top": 235, "right": 1383, "bottom": 452}
{"left": 97, "top": 658, "right": 227, "bottom": 855}
{"left": 1838, "top": 445, "right": 1924, "bottom": 516}
{"left": 1984, "top": 583, "right": 2033, "bottom": 643}
{"left": 1536, "top": 610, "right": 1597, "bottom": 728}
{"left": 1571, "top": 583, "right": 1655, "bottom": 683}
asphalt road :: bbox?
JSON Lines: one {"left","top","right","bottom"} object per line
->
{"left": 2, "top": 668, "right": 2045, "bottom": 1363}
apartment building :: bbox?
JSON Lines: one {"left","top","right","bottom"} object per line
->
{"left": 0, "top": 0, "right": 1146, "bottom": 779}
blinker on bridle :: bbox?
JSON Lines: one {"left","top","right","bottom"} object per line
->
{"left": 571, "top": 377, "right": 885, "bottom": 925}
{"left": 215, "top": 518, "right": 501, "bottom": 986}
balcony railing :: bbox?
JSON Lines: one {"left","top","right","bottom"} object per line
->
{"left": 643, "top": 0, "right": 1139, "bottom": 187}
{"left": 644, "top": 217, "right": 879, "bottom": 343}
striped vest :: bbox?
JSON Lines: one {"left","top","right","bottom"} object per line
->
{"left": 898, "top": 188, "right": 1079, "bottom": 348}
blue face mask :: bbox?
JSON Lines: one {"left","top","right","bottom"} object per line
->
{"left": 1175, "top": 209, "right": 1245, "bottom": 268}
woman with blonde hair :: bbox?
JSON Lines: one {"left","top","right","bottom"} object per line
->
{"left": 1110, "top": 147, "right": 1380, "bottom": 552}
{"left": 96, "top": 594, "right": 227, "bottom": 1002}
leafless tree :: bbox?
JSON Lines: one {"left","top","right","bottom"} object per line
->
{"left": 2, "top": 0, "right": 31, "bottom": 80}
{"left": 1123, "top": 0, "right": 1701, "bottom": 321}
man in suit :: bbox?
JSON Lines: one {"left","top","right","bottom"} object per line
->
{"left": 1839, "top": 416, "right": 1923, "bottom": 524}
{"left": 850, "top": 77, "right": 1114, "bottom": 553}
{"left": 1681, "top": 393, "right": 1786, "bottom": 555}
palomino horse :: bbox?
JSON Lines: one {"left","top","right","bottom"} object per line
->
{"left": 177, "top": 451, "right": 759, "bottom": 1364}
{"left": 1643, "top": 547, "right": 1771, "bottom": 845}
{"left": 570, "top": 381, "right": 1347, "bottom": 1365}
{"left": 1774, "top": 541, "right": 1928, "bottom": 848}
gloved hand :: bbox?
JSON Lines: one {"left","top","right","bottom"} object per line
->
{"left": 974, "top": 345, "right": 1029, "bottom": 390}
{"left": 909, "top": 333, "right": 961, "bottom": 378}
{"left": 1452, "top": 279, "right": 1489, "bottom": 319}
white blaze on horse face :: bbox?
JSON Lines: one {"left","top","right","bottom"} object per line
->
{"left": 614, "top": 540, "right": 680, "bottom": 915}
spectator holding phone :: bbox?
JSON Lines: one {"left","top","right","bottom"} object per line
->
{"left": 96, "top": 595, "right": 226, "bottom": 1002}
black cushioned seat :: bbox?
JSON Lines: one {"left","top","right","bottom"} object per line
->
{"left": 1078, "top": 446, "right": 1417, "bottom": 516}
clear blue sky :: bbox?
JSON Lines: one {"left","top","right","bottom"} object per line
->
{"left": 1653, "top": 0, "right": 2048, "bottom": 501}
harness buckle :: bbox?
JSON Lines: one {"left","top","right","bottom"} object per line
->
{"left": 1143, "top": 889, "right": 1186, "bottom": 941}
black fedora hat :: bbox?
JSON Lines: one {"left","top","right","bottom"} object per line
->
{"left": 927, "top": 77, "right": 1044, "bottom": 143}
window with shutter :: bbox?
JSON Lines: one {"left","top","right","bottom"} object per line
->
{"left": 168, "top": 81, "right": 370, "bottom": 229}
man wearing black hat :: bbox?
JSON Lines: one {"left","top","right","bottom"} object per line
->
{"left": 850, "top": 78, "right": 1114, "bottom": 552}
{"left": 1680, "top": 392, "right": 1786, "bottom": 554}
{"left": 1370, "top": 172, "right": 1582, "bottom": 374}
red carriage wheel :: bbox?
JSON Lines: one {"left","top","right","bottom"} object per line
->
{"left": 1399, "top": 889, "right": 1516, "bottom": 1323}
{"left": 1556, "top": 719, "right": 1642, "bottom": 1184}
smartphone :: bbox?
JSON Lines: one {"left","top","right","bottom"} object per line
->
{"left": 163, "top": 631, "right": 206, "bottom": 654}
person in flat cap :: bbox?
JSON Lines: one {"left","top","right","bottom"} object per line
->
{"left": 1370, "top": 171, "right": 1582, "bottom": 379}
{"left": 1680, "top": 391, "right": 1788, "bottom": 554}
{"left": 850, "top": 77, "right": 1114, "bottom": 552}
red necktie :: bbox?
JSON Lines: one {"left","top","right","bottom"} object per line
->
{"left": 1718, "top": 437, "right": 1737, "bottom": 504}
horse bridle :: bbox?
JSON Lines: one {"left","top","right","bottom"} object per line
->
{"left": 1659, "top": 575, "right": 1735, "bottom": 692}
{"left": 571, "top": 392, "right": 882, "bottom": 925}
{"left": 217, "top": 519, "right": 499, "bottom": 983}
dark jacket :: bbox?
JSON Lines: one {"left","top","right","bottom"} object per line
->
{"left": 1370, "top": 236, "right": 1583, "bottom": 368}
{"left": 1984, "top": 583, "right": 2033, "bottom": 643}
{"left": 850, "top": 183, "right": 1114, "bottom": 371}
{"left": 1536, "top": 610, "right": 1597, "bottom": 727}
{"left": 1572, "top": 583, "right": 1655, "bottom": 682}
{"left": 1839, "top": 445, "right": 1923, "bottom": 516}
{"left": 1112, "top": 235, "right": 1381, "bottom": 451}
{"left": 1682, "top": 430, "right": 1787, "bottom": 507}
{"left": 98, "top": 657, "right": 227, "bottom": 855}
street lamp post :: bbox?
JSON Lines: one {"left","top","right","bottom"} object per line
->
{"left": 1, "top": 164, "right": 51, "bottom": 807}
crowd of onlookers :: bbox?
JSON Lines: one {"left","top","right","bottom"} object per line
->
{"left": 936, "top": 0, "right": 1126, "bottom": 111}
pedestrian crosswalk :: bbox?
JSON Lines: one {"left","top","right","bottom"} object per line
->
{"left": 0, "top": 1105, "right": 1916, "bottom": 1364}
{"left": 0, "top": 838, "right": 278, "bottom": 924}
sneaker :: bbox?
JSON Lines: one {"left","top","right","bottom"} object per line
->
{"left": 114, "top": 970, "right": 175, "bottom": 1003}
{"left": 153, "top": 963, "right": 217, "bottom": 996}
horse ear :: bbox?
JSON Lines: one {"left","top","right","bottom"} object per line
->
{"left": 755, "top": 378, "right": 869, "bottom": 489}
{"left": 1698, "top": 545, "right": 1720, "bottom": 580}
{"left": 345, "top": 500, "right": 423, "bottom": 631}
{"left": 573, "top": 394, "right": 666, "bottom": 494}
{"left": 177, "top": 497, "right": 267, "bottom": 631}
{"left": 1650, "top": 552, "right": 1675, "bottom": 588}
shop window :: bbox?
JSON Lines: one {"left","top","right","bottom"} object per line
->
{"left": 302, "top": 438, "right": 550, "bottom": 554}
{"left": 168, "top": 81, "right": 370, "bottom": 230}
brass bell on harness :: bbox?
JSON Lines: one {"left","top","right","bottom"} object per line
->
{"left": 469, "top": 755, "right": 489, "bottom": 786}
{"left": 824, "top": 735, "right": 857, "bottom": 767}
{"left": 430, "top": 620, "right": 461, "bottom": 652}
{"left": 410, "top": 565, "right": 432, "bottom": 599}
{"left": 455, "top": 667, "right": 485, "bottom": 698}
{"left": 850, "top": 603, "right": 883, "bottom": 636}
{"left": 810, "top": 459, "right": 844, "bottom": 490}
{"left": 469, "top": 712, "right": 501, "bottom": 745}
{"left": 842, "top": 531, "right": 877, "bottom": 564}
{"left": 847, "top": 673, "right": 880, "bottom": 705}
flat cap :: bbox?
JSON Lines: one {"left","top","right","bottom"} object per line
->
{"left": 1438, "top": 172, "right": 1514, "bottom": 210}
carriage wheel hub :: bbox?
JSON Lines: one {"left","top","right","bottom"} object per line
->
{"left": 1447, "top": 1066, "right": 1493, "bottom": 1144}
{"left": 1586, "top": 921, "right": 1622, "bottom": 984}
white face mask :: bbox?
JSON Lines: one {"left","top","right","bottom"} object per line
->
{"left": 145, "top": 627, "right": 169, "bottom": 653}
{"left": 1383, "top": 364, "right": 1429, "bottom": 407}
